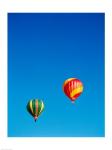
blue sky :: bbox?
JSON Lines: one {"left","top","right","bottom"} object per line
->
{"left": 8, "top": 13, "right": 105, "bottom": 137}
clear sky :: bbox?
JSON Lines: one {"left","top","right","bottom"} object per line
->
{"left": 8, "top": 13, "right": 105, "bottom": 137}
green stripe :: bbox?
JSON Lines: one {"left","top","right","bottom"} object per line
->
{"left": 38, "top": 100, "right": 42, "bottom": 116}
{"left": 39, "top": 101, "right": 44, "bottom": 115}
{"left": 32, "top": 99, "right": 36, "bottom": 115}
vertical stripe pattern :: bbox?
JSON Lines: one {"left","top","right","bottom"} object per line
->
{"left": 27, "top": 99, "right": 44, "bottom": 121}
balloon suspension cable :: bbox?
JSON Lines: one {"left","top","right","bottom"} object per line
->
{"left": 34, "top": 116, "right": 38, "bottom": 122}
{"left": 71, "top": 100, "right": 75, "bottom": 104}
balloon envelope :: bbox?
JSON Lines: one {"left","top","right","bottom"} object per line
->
{"left": 63, "top": 78, "right": 83, "bottom": 102}
{"left": 27, "top": 99, "right": 44, "bottom": 122}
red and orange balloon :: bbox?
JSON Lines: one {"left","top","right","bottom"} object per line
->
{"left": 63, "top": 78, "right": 83, "bottom": 102}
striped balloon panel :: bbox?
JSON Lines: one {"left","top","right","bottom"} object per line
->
{"left": 27, "top": 99, "right": 44, "bottom": 118}
{"left": 63, "top": 78, "right": 83, "bottom": 101}
{"left": 27, "top": 101, "right": 34, "bottom": 117}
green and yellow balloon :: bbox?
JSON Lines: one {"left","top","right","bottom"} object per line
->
{"left": 27, "top": 99, "right": 44, "bottom": 122}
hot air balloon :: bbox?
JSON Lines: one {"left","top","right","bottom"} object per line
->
{"left": 27, "top": 99, "right": 44, "bottom": 122}
{"left": 63, "top": 78, "right": 83, "bottom": 102}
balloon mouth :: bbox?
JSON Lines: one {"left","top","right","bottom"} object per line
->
{"left": 34, "top": 116, "right": 38, "bottom": 122}
{"left": 70, "top": 97, "right": 76, "bottom": 103}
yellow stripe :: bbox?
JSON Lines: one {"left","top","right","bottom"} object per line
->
{"left": 70, "top": 86, "right": 83, "bottom": 98}
{"left": 30, "top": 100, "right": 33, "bottom": 114}
{"left": 63, "top": 78, "right": 76, "bottom": 89}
